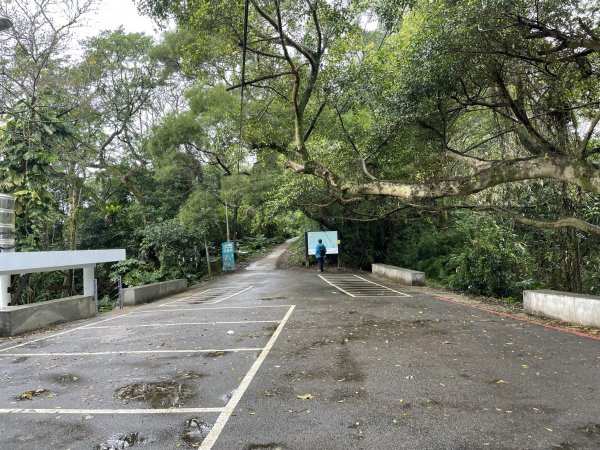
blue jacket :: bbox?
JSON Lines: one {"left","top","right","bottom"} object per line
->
{"left": 315, "top": 242, "right": 326, "bottom": 259}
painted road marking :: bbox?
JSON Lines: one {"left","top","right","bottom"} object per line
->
{"left": 200, "top": 305, "right": 296, "bottom": 449}
{"left": 0, "top": 311, "right": 136, "bottom": 353}
{"left": 162, "top": 286, "right": 254, "bottom": 306}
{"left": 0, "top": 408, "right": 225, "bottom": 414}
{"left": 0, "top": 348, "right": 263, "bottom": 357}
{"left": 130, "top": 305, "right": 294, "bottom": 314}
{"left": 320, "top": 274, "right": 411, "bottom": 297}
{"left": 84, "top": 320, "right": 280, "bottom": 329}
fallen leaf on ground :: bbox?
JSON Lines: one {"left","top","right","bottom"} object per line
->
{"left": 296, "top": 394, "right": 313, "bottom": 400}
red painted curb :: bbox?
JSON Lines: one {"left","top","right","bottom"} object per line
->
{"left": 433, "top": 295, "right": 600, "bottom": 341}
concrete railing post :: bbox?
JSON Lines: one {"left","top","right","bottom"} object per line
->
{"left": 83, "top": 265, "right": 95, "bottom": 297}
{"left": 0, "top": 274, "right": 10, "bottom": 309}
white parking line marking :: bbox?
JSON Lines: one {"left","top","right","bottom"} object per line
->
{"left": 161, "top": 286, "right": 254, "bottom": 306}
{"left": 84, "top": 320, "right": 279, "bottom": 329}
{"left": 200, "top": 305, "right": 296, "bottom": 449}
{"left": 209, "top": 286, "right": 254, "bottom": 304}
{"left": 0, "top": 407, "right": 225, "bottom": 414}
{"left": 0, "top": 312, "right": 136, "bottom": 353}
{"left": 320, "top": 274, "right": 411, "bottom": 297}
{"left": 130, "top": 305, "right": 293, "bottom": 314}
{"left": 318, "top": 275, "right": 355, "bottom": 297}
{"left": 0, "top": 348, "right": 263, "bottom": 357}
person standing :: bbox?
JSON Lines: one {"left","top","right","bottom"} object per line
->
{"left": 315, "top": 239, "right": 326, "bottom": 273}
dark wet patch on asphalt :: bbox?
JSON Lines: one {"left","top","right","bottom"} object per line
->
{"left": 204, "top": 351, "right": 231, "bottom": 358}
{"left": 55, "top": 374, "right": 80, "bottom": 383}
{"left": 263, "top": 324, "right": 279, "bottom": 334}
{"left": 96, "top": 432, "right": 146, "bottom": 449}
{"left": 13, "top": 356, "right": 28, "bottom": 363}
{"left": 259, "top": 296, "right": 287, "bottom": 301}
{"left": 182, "top": 418, "right": 212, "bottom": 448}
{"left": 245, "top": 444, "right": 284, "bottom": 450}
{"left": 579, "top": 423, "right": 600, "bottom": 437}
{"left": 337, "top": 347, "right": 365, "bottom": 382}
{"left": 116, "top": 378, "right": 198, "bottom": 408}
{"left": 553, "top": 423, "right": 600, "bottom": 449}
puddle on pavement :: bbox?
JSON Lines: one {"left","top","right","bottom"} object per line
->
{"left": 263, "top": 324, "right": 278, "bottom": 334}
{"left": 177, "top": 371, "right": 205, "bottom": 380}
{"left": 97, "top": 432, "right": 146, "bottom": 450}
{"left": 116, "top": 380, "right": 195, "bottom": 408}
{"left": 204, "top": 351, "right": 230, "bottom": 358}
{"left": 580, "top": 423, "right": 600, "bottom": 437}
{"left": 182, "top": 418, "right": 212, "bottom": 448}
{"left": 245, "top": 445, "right": 284, "bottom": 450}
{"left": 56, "top": 374, "right": 80, "bottom": 383}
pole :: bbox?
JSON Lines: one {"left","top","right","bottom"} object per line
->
{"left": 204, "top": 237, "right": 211, "bottom": 275}
{"left": 0, "top": 275, "right": 10, "bottom": 309}
{"left": 94, "top": 278, "right": 98, "bottom": 313}
{"left": 225, "top": 202, "right": 230, "bottom": 242}
{"left": 118, "top": 276, "right": 123, "bottom": 309}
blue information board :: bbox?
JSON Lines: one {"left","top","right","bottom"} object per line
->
{"left": 222, "top": 241, "right": 235, "bottom": 271}
{"left": 306, "top": 231, "right": 339, "bottom": 256}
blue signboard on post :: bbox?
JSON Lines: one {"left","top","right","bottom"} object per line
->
{"left": 222, "top": 241, "right": 235, "bottom": 272}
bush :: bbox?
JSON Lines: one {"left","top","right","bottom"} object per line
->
{"left": 446, "top": 215, "right": 535, "bottom": 300}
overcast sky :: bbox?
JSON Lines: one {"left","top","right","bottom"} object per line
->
{"left": 77, "top": 0, "right": 159, "bottom": 41}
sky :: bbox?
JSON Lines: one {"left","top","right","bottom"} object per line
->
{"left": 76, "top": 0, "right": 159, "bottom": 41}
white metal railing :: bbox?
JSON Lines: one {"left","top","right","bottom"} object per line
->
{"left": 0, "top": 249, "right": 126, "bottom": 308}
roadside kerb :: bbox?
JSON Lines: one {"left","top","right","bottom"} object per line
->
{"left": 524, "top": 289, "right": 600, "bottom": 328}
{"left": 122, "top": 279, "right": 187, "bottom": 306}
{"left": 0, "top": 295, "right": 96, "bottom": 337}
{"left": 371, "top": 263, "right": 425, "bottom": 286}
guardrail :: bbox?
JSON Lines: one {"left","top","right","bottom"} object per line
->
{"left": 122, "top": 279, "right": 188, "bottom": 306}
{"left": 371, "top": 263, "right": 426, "bottom": 286}
{"left": 524, "top": 290, "right": 600, "bottom": 328}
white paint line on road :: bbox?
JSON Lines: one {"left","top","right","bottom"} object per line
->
{"left": 318, "top": 275, "right": 355, "bottom": 297}
{"left": 84, "top": 320, "right": 280, "bottom": 329}
{"left": 352, "top": 275, "right": 412, "bottom": 297}
{"left": 200, "top": 305, "right": 296, "bottom": 450}
{"left": 320, "top": 274, "right": 411, "bottom": 297}
{"left": 0, "top": 407, "right": 225, "bottom": 415}
{"left": 208, "top": 286, "right": 254, "bottom": 304}
{"left": 160, "top": 288, "right": 213, "bottom": 306}
{"left": 0, "top": 311, "right": 136, "bottom": 353}
{"left": 130, "top": 305, "right": 294, "bottom": 314}
{"left": 161, "top": 286, "right": 253, "bottom": 306}
{"left": 0, "top": 348, "right": 263, "bottom": 357}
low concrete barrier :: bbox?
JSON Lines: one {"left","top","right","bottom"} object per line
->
{"left": 524, "top": 290, "right": 600, "bottom": 328}
{"left": 122, "top": 279, "right": 187, "bottom": 306}
{"left": 0, "top": 295, "right": 96, "bottom": 337}
{"left": 372, "top": 263, "right": 425, "bottom": 286}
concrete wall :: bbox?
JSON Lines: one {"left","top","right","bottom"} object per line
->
{"left": 372, "top": 263, "right": 425, "bottom": 286}
{"left": 524, "top": 290, "right": 600, "bottom": 328}
{"left": 122, "top": 279, "right": 187, "bottom": 306}
{"left": 0, "top": 295, "right": 96, "bottom": 337}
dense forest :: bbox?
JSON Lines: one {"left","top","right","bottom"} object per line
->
{"left": 1, "top": 0, "right": 599, "bottom": 307}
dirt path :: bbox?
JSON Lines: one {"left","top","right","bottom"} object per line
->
{"left": 245, "top": 238, "right": 297, "bottom": 271}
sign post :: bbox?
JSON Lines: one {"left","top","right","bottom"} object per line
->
{"left": 305, "top": 231, "right": 340, "bottom": 268}
{"left": 222, "top": 241, "right": 235, "bottom": 272}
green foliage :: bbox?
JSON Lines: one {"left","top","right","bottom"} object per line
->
{"left": 98, "top": 295, "right": 117, "bottom": 314}
{"left": 0, "top": 108, "right": 64, "bottom": 250}
{"left": 446, "top": 216, "right": 537, "bottom": 300}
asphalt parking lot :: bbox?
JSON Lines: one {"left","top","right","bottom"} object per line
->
{"left": 0, "top": 267, "right": 598, "bottom": 449}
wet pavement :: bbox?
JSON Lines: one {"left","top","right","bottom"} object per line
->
{"left": 0, "top": 254, "right": 598, "bottom": 449}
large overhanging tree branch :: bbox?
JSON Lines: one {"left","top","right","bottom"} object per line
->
{"left": 287, "top": 155, "right": 600, "bottom": 201}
